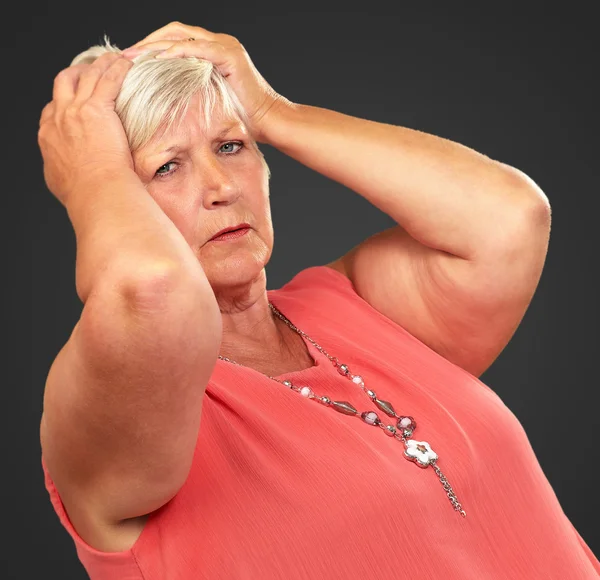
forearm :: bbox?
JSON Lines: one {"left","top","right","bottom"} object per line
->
{"left": 66, "top": 169, "right": 205, "bottom": 303}
{"left": 262, "top": 101, "right": 549, "bottom": 259}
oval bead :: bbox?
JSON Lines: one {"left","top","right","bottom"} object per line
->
{"left": 361, "top": 411, "right": 380, "bottom": 425}
{"left": 374, "top": 398, "right": 396, "bottom": 416}
{"left": 331, "top": 401, "right": 358, "bottom": 415}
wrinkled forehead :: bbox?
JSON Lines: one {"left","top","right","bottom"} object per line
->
{"left": 137, "top": 99, "right": 248, "bottom": 154}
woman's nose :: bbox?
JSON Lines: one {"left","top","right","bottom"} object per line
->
{"left": 198, "top": 160, "right": 241, "bottom": 208}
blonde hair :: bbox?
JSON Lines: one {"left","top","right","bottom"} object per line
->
{"left": 71, "top": 35, "right": 269, "bottom": 175}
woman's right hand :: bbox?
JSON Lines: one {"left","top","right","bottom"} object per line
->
{"left": 38, "top": 52, "right": 135, "bottom": 208}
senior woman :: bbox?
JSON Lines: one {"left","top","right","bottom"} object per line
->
{"left": 38, "top": 22, "right": 598, "bottom": 580}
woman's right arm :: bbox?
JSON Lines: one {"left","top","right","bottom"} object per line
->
{"left": 39, "top": 52, "right": 222, "bottom": 531}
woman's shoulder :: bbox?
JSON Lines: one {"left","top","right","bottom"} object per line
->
{"left": 322, "top": 259, "right": 349, "bottom": 278}
{"left": 275, "top": 263, "right": 352, "bottom": 291}
{"left": 268, "top": 262, "right": 419, "bottom": 343}
{"left": 267, "top": 263, "right": 355, "bottom": 304}
{"left": 268, "top": 263, "right": 368, "bottom": 320}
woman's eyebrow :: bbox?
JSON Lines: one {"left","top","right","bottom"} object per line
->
{"left": 158, "top": 145, "right": 184, "bottom": 155}
{"left": 215, "top": 121, "right": 242, "bottom": 138}
{"left": 142, "top": 123, "right": 243, "bottom": 158}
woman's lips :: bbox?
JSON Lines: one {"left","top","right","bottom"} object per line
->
{"left": 209, "top": 227, "right": 250, "bottom": 242}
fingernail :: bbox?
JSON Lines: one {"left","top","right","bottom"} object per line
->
{"left": 154, "top": 51, "right": 169, "bottom": 59}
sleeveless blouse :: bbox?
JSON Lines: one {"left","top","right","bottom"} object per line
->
{"left": 42, "top": 265, "right": 600, "bottom": 579}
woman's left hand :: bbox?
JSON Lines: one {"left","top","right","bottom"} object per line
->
{"left": 122, "top": 21, "right": 286, "bottom": 142}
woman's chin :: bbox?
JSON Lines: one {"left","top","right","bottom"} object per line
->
{"left": 201, "top": 255, "right": 268, "bottom": 290}
{"left": 197, "top": 232, "right": 271, "bottom": 287}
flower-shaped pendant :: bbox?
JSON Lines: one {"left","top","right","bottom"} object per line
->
{"left": 404, "top": 439, "right": 438, "bottom": 468}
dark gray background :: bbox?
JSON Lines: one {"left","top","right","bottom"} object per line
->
{"left": 15, "top": 3, "right": 599, "bottom": 578}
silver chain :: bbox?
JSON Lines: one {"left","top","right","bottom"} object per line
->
{"left": 217, "top": 301, "right": 467, "bottom": 517}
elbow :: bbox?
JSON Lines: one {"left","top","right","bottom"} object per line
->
{"left": 497, "top": 162, "right": 552, "bottom": 227}
{"left": 516, "top": 181, "right": 552, "bottom": 231}
{"left": 118, "top": 261, "right": 206, "bottom": 314}
{"left": 500, "top": 163, "right": 551, "bottom": 210}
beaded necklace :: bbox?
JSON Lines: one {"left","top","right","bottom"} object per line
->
{"left": 218, "top": 301, "right": 467, "bottom": 517}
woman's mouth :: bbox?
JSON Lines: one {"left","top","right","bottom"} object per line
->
{"left": 209, "top": 227, "right": 251, "bottom": 242}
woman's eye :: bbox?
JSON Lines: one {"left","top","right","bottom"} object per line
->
{"left": 220, "top": 141, "right": 243, "bottom": 154}
{"left": 156, "top": 161, "right": 177, "bottom": 177}
{"left": 154, "top": 142, "right": 243, "bottom": 179}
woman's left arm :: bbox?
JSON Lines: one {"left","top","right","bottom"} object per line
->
{"left": 262, "top": 101, "right": 550, "bottom": 260}
{"left": 262, "top": 101, "right": 552, "bottom": 377}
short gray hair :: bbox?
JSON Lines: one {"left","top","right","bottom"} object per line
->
{"left": 71, "top": 35, "right": 268, "bottom": 177}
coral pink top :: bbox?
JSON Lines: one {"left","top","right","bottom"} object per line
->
{"left": 42, "top": 265, "right": 599, "bottom": 579}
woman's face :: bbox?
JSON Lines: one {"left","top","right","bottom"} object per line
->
{"left": 132, "top": 92, "right": 273, "bottom": 292}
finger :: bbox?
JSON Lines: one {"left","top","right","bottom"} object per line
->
{"left": 122, "top": 39, "right": 181, "bottom": 57}
{"left": 154, "top": 38, "right": 229, "bottom": 66}
{"left": 73, "top": 52, "right": 123, "bottom": 104}
{"left": 52, "top": 63, "right": 88, "bottom": 104}
{"left": 126, "top": 21, "right": 216, "bottom": 50}
{"left": 91, "top": 56, "right": 134, "bottom": 103}
{"left": 39, "top": 102, "right": 55, "bottom": 128}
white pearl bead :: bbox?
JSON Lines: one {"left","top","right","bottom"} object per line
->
{"left": 352, "top": 375, "right": 364, "bottom": 385}
{"left": 300, "top": 386, "right": 313, "bottom": 398}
